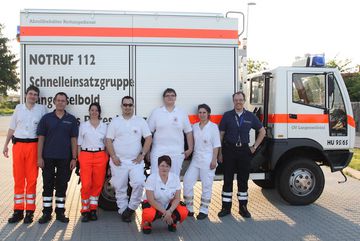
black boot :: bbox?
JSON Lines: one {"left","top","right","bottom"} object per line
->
{"left": 239, "top": 205, "right": 251, "bottom": 218}
{"left": 167, "top": 223, "right": 177, "bottom": 232}
{"left": 38, "top": 213, "right": 52, "bottom": 224}
{"left": 8, "top": 210, "right": 24, "bottom": 223}
{"left": 121, "top": 207, "right": 135, "bottom": 223}
{"left": 196, "top": 212, "right": 208, "bottom": 220}
{"left": 217, "top": 208, "right": 231, "bottom": 217}
{"left": 23, "top": 210, "right": 34, "bottom": 224}
{"left": 90, "top": 210, "right": 98, "bottom": 221}
{"left": 81, "top": 212, "right": 90, "bottom": 222}
{"left": 56, "top": 213, "right": 69, "bottom": 223}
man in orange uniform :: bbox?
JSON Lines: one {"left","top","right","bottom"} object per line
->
{"left": 3, "top": 85, "right": 47, "bottom": 223}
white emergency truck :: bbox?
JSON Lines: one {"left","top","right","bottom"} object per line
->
{"left": 19, "top": 9, "right": 355, "bottom": 208}
{"left": 244, "top": 56, "right": 355, "bottom": 205}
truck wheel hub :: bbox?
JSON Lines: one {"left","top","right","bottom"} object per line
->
{"left": 289, "top": 168, "right": 315, "bottom": 196}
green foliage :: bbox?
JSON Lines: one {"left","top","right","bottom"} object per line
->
{"left": 326, "top": 57, "right": 360, "bottom": 101}
{"left": 247, "top": 59, "right": 268, "bottom": 74}
{"left": 343, "top": 73, "right": 360, "bottom": 101}
{"left": 0, "top": 108, "right": 14, "bottom": 115}
{"left": 349, "top": 148, "right": 360, "bottom": 171}
{"left": 0, "top": 100, "right": 18, "bottom": 109}
{"left": 0, "top": 24, "right": 19, "bottom": 96}
{"left": 326, "top": 56, "right": 354, "bottom": 73}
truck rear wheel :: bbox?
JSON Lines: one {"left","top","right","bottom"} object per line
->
{"left": 276, "top": 158, "right": 324, "bottom": 205}
{"left": 98, "top": 176, "right": 118, "bottom": 211}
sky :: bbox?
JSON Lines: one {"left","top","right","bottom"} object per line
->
{"left": 1, "top": 0, "right": 359, "bottom": 69}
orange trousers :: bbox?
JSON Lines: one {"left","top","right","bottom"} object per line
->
{"left": 12, "top": 142, "right": 38, "bottom": 211}
{"left": 142, "top": 200, "right": 188, "bottom": 226}
{"left": 79, "top": 150, "right": 108, "bottom": 213}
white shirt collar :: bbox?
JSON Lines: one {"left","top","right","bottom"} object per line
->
{"left": 161, "top": 106, "right": 177, "bottom": 113}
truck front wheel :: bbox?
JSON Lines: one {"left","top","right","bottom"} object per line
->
{"left": 276, "top": 158, "right": 325, "bottom": 205}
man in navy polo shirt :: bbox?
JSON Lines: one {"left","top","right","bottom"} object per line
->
{"left": 218, "top": 91, "right": 266, "bottom": 218}
{"left": 37, "top": 92, "right": 78, "bottom": 224}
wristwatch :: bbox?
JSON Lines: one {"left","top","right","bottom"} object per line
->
{"left": 140, "top": 151, "right": 146, "bottom": 156}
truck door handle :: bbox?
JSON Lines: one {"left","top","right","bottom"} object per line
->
{"left": 289, "top": 114, "right": 297, "bottom": 119}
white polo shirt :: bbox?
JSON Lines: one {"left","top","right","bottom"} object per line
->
{"left": 144, "top": 172, "right": 181, "bottom": 209}
{"left": 106, "top": 115, "right": 151, "bottom": 164}
{"left": 191, "top": 121, "right": 221, "bottom": 169}
{"left": 147, "top": 106, "right": 192, "bottom": 156}
{"left": 78, "top": 121, "right": 107, "bottom": 150}
{"left": 10, "top": 103, "right": 47, "bottom": 139}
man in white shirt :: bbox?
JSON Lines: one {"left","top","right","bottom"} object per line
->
{"left": 3, "top": 85, "right": 47, "bottom": 224}
{"left": 106, "top": 96, "right": 152, "bottom": 222}
{"left": 147, "top": 88, "right": 193, "bottom": 176}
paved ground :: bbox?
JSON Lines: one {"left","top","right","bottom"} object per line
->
{"left": 0, "top": 116, "right": 360, "bottom": 241}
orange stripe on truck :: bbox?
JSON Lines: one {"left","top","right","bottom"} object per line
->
{"left": 347, "top": 115, "right": 355, "bottom": 128}
{"left": 20, "top": 26, "right": 238, "bottom": 39}
{"left": 268, "top": 114, "right": 329, "bottom": 124}
{"left": 188, "top": 113, "right": 356, "bottom": 127}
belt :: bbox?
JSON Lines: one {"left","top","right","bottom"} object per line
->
{"left": 81, "top": 148, "right": 105, "bottom": 153}
{"left": 12, "top": 137, "right": 38, "bottom": 144}
{"left": 224, "top": 141, "right": 249, "bottom": 148}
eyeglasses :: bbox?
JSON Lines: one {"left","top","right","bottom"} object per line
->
{"left": 122, "top": 103, "right": 134, "bottom": 107}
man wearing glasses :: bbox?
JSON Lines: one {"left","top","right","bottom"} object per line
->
{"left": 106, "top": 96, "right": 152, "bottom": 222}
{"left": 217, "top": 91, "right": 266, "bottom": 218}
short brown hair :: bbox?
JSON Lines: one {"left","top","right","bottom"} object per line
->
{"left": 232, "top": 91, "right": 246, "bottom": 100}
{"left": 158, "top": 155, "right": 172, "bottom": 167}
{"left": 162, "top": 88, "right": 177, "bottom": 97}
{"left": 26, "top": 85, "right": 40, "bottom": 95}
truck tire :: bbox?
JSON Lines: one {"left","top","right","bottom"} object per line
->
{"left": 98, "top": 176, "right": 118, "bottom": 211}
{"left": 253, "top": 179, "right": 275, "bottom": 189}
{"left": 276, "top": 158, "right": 325, "bottom": 205}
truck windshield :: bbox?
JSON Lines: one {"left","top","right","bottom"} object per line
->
{"left": 292, "top": 73, "right": 325, "bottom": 108}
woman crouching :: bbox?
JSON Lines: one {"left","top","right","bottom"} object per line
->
{"left": 141, "top": 155, "right": 188, "bottom": 234}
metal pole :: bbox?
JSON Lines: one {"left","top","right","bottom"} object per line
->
{"left": 246, "top": 2, "right": 256, "bottom": 38}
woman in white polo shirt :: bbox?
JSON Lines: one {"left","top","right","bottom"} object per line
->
{"left": 147, "top": 88, "right": 193, "bottom": 176}
{"left": 77, "top": 103, "right": 108, "bottom": 222}
{"left": 183, "top": 104, "right": 221, "bottom": 220}
{"left": 141, "top": 155, "right": 188, "bottom": 234}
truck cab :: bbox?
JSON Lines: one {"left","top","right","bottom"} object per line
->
{"left": 243, "top": 56, "right": 355, "bottom": 205}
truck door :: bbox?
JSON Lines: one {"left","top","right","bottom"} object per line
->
{"left": 287, "top": 72, "right": 328, "bottom": 147}
{"left": 326, "top": 73, "right": 350, "bottom": 149}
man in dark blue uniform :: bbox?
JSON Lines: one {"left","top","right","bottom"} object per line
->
{"left": 37, "top": 92, "right": 78, "bottom": 223}
{"left": 218, "top": 91, "right": 266, "bottom": 218}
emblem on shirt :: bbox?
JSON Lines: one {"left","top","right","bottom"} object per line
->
{"left": 63, "top": 120, "right": 72, "bottom": 124}
{"left": 133, "top": 129, "right": 138, "bottom": 134}
{"left": 203, "top": 140, "right": 208, "bottom": 144}
{"left": 173, "top": 117, "right": 178, "bottom": 123}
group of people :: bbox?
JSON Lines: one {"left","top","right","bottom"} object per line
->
{"left": 3, "top": 86, "right": 265, "bottom": 234}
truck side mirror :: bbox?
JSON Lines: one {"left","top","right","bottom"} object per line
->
{"left": 328, "top": 73, "right": 335, "bottom": 97}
